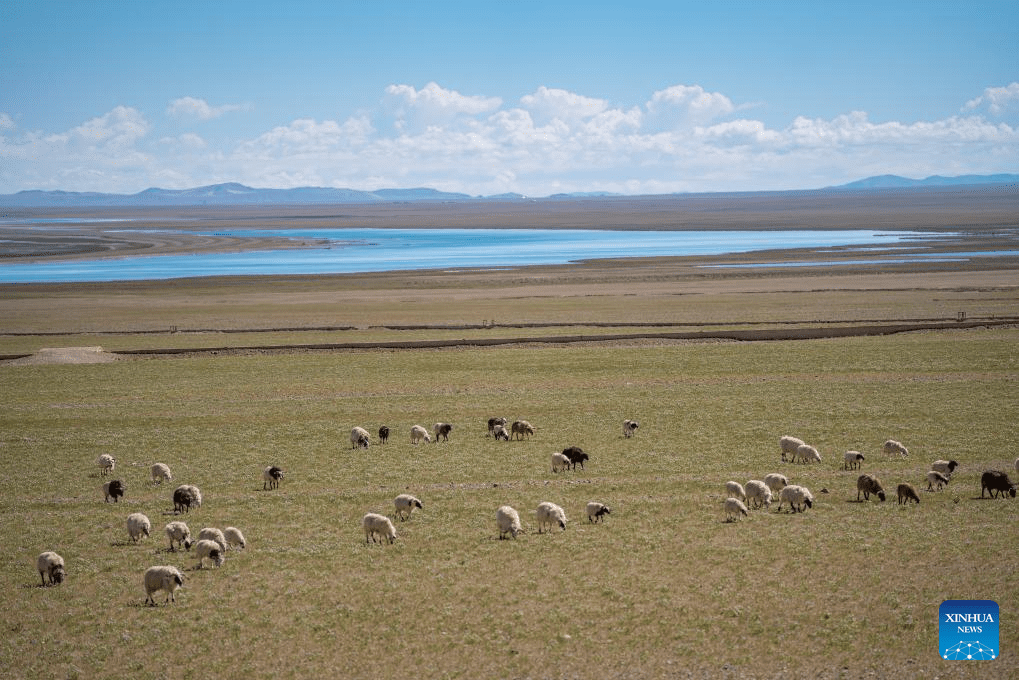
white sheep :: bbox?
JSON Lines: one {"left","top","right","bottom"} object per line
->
{"left": 150, "top": 462, "right": 172, "bottom": 484}
{"left": 744, "top": 480, "right": 773, "bottom": 509}
{"left": 623, "top": 419, "right": 639, "bottom": 438}
{"left": 926, "top": 470, "right": 951, "bottom": 491}
{"left": 550, "top": 451, "right": 572, "bottom": 473}
{"left": 394, "top": 494, "right": 423, "bottom": 521}
{"left": 492, "top": 424, "right": 510, "bottom": 441}
{"left": 194, "top": 539, "right": 225, "bottom": 569}
{"left": 198, "top": 527, "right": 227, "bottom": 551}
{"left": 764, "top": 473, "right": 789, "bottom": 496}
{"left": 725, "top": 481, "right": 746, "bottom": 503}
{"left": 779, "top": 435, "right": 805, "bottom": 462}
{"left": 511, "top": 420, "right": 535, "bottom": 440}
{"left": 96, "top": 453, "right": 116, "bottom": 476}
{"left": 164, "top": 521, "right": 192, "bottom": 552}
{"left": 126, "top": 512, "right": 151, "bottom": 543}
{"left": 223, "top": 526, "right": 246, "bottom": 550}
{"left": 931, "top": 460, "right": 959, "bottom": 477}
{"left": 795, "top": 444, "right": 822, "bottom": 464}
{"left": 535, "top": 501, "right": 567, "bottom": 533}
{"left": 410, "top": 425, "right": 431, "bottom": 445}
{"left": 496, "top": 505, "right": 523, "bottom": 539}
{"left": 883, "top": 439, "right": 909, "bottom": 457}
{"left": 262, "top": 465, "right": 284, "bottom": 490}
{"left": 724, "top": 497, "right": 749, "bottom": 522}
{"left": 586, "top": 502, "right": 611, "bottom": 523}
{"left": 143, "top": 565, "right": 184, "bottom": 605}
{"left": 36, "top": 551, "right": 65, "bottom": 586}
{"left": 350, "top": 426, "right": 370, "bottom": 449}
{"left": 843, "top": 451, "right": 865, "bottom": 471}
{"left": 362, "top": 512, "right": 397, "bottom": 544}
{"left": 778, "top": 484, "right": 814, "bottom": 513}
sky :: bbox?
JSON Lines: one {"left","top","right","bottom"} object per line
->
{"left": 1, "top": 1, "right": 1017, "bottom": 196}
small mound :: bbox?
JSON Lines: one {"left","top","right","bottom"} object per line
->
{"left": 9, "top": 347, "right": 119, "bottom": 365}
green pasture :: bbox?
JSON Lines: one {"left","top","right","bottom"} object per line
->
{"left": 2, "top": 328, "right": 1017, "bottom": 678}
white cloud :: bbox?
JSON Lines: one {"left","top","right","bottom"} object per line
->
{"left": 520, "top": 86, "right": 609, "bottom": 125}
{"left": 383, "top": 82, "right": 502, "bottom": 132}
{"left": 645, "top": 85, "right": 736, "bottom": 129}
{"left": 0, "top": 113, "right": 14, "bottom": 130}
{"left": 963, "top": 82, "right": 1019, "bottom": 115}
{"left": 167, "top": 96, "right": 249, "bottom": 120}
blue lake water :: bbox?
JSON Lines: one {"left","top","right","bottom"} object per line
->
{"left": 0, "top": 227, "right": 935, "bottom": 283}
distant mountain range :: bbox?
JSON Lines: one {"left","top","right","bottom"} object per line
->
{"left": 0, "top": 174, "right": 1015, "bottom": 207}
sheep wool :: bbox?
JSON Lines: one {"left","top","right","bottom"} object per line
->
{"left": 883, "top": 440, "right": 909, "bottom": 457}
{"left": 856, "top": 474, "right": 886, "bottom": 502}
{"left": 778, "top": 485, "right": 814, "bottom": 513}
{"left": 126, "top": 513, "right": 151, "bottom": 542}
{"left": 795, "top": 444, "right": 822, "bottom": 464}
{"left": 150, "top": 463, "right": 172, "bottom": 484}
{"left": 843, "top": 451, "right": 865, "bottom": 471}
{"left": 36, "top": 551, "right": 65, "bottom": 586}
{"left": 496, "top": 505, "right": 523, "bottom": 539}
{"left": 744, "top": 480, "right": 773, "bottom": 509}
{"left": 623, "top": 420, "right": 639, "bottom": 438}
{"left": 410, "top": 425, "right": 431, "bottom": 445}
{"left": 535, "top": 501, "right": 567, "bottom": 533}
{"left": 586, "top": 502, "right": 611, "bottom": 523}
{"left": 223, "top": 526, "right": 246, "bottom": 550}
{"left": 263, "top": 465, "right": 284, "bottom": 490}
{"left": 165, "top": 521, "right": 192, "bottom": 552}
{"left": 432, "top": 422, "right": 453, "bottom": 442}
{"left": 363, "top": 513, "right": 397, "bottom": 544}
{"left": 980, "top": 470, "right": 1017, "bottom": 499}
{"left": 926, "top": 471, "right": 950, "bottom": 491}
{"left": 897, "top": 483, "right": 921, "bottom": 505}
{"left": 103, "top": 479, "right": 125, "bottom": 503}
{"left": 724, "top": 497, "right": 749, "bottom": 522}
{"left": 764, "top": 473, "right": 789, "bottom": 496}
{"left": 143, "top": 565, "right": 184, "bottom": 606}
{"left": 725, "top": 481, "right": 746, "bottom": 503}
{"left": 96, "top": 453, "right": 116, "bottom": 476}
{"left": 511, "top": 420, "right": 535, "bottom": 440}
{"left": 350, "top": 426, "right": 370, "bottom": 449}
{"left": 779, "top": 436, "right": 805, "bottom": 462}
{"left": 194, "top": 539, "right": 225, "bottom": 569}
{"left": 931, "top": 460, "right": 959, "bottom": 477}
{"left": 198, "top": 527, "right": 227, "bottom": 551}
{"left": 550, "top": 452, "right": 571, "bottom": 473}
{"left": 394, "top": 494, "right": 423, "bottom": 521}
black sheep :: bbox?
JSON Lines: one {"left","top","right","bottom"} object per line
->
{"left": 562, "top": 446, "right": 589, "bottom": 470}
{"left": 981, "top": 470, "right": 1017, "bottom": 498}
{"left": 378, "top": 426, "right": 390, "bottom": 444}
{"left": 104, "top": 479, "right": 125, "bottom": 503}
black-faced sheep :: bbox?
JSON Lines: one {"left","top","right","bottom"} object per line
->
{"left": 362, "top": 513, "right": 397, "bottom": 544}
{"left": 96, "top": 453, "right": 116, "bottom": 476}
{"left": 103, "top": 479, "right": 125, "bottom": 503}
{"left": 488, "top": 417, "right": 507, "bottom": 437}
{"left": 493, "top": 424, "right": 510, "bottom": 441}
{"left": 194, "top": 539, "right": 225, "bottom": 569}
{"left": 432, "top": 422, "right": 453, "bottom": 442}
{"left": 350, "top": 426, "right": 370, "bottom": 449}
{"left": 144, "top": 565, "right": 184, "bottom": 605}
{"left": 779, "top": 435, "right": 805, "bottom": 462}
{"left": 165, "top": 521, "right": 192, "bottom": 551}
{"left": 263, "top": 465, "right": 284, "bottom": 490}
{"left": 410, "top": 425, "right": 431, "bottom": 445}
{"left": 511, "top": 420, "right": 535, "bottom": 440}
{"left": 724, "top": 497, "right": 749, "bottom": 522}
{"left": 562, "top": 446, "right": 589, "bottom": 470}
{"left": 897, "top": 483, "right": 921, "bottom": 505}
{"left": 623, "top": 420, "right": 639, "bottom": 438}
{"left": 394, "top": 494, "right": 423, "bottom": 521}
{"left": 150, "top": 462, "right": 172, "bottom": 484}
{"left": 378, "top": 426, "right": 390, "bottom": 444}
{"left": 778, "top": 485, "right": 814, "bottom": 513}
{"left": 856, "top": 474, "right": 886, "bottom": 502}
{"left": 931, "top": 459, "right": 959, "bottom": 477}
{"left": 980, "top": 470, "right": 1017, "bottom": 498}
{"left": 883, "top": 439, "right": 909, "bottom": 457}
{"left": 496, "top": 505, "right": 523, "bottom": 539}
{"left": 36, "top": 551, "right": 65, "bottom": 586}
{"left": 550, "top": 452, "right": 571, "bottom": 473}
{"left": 843, "top": 451, "right": 865, "bottom": 471}
{"left": 535, "top": 501, "right": 567, "bottom": 533}
{"left": 127, "top": 512, "right": 151, "bottom": 542}
{"left": 586, "top": 502, "right": 611, "bottom": 522}
{"left": 926, "top": 470, "right": 950, "bottom": 491}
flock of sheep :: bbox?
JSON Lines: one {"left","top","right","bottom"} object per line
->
{"left": 722, "top": 435, "right": 1019, "bottom": 522}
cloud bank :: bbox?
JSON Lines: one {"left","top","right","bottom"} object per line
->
{"left": 1, "top": 82, "right": 1017, "bottom": 195}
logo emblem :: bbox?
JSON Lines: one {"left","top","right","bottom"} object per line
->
{"left": 940, "top": 600, "right": 998, "bottom": 660}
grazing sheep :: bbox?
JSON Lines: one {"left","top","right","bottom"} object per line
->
{"left": 223, "top": 526, "right": 246, "bottom": 550}
{"left": 350, "top": 426, "right": 370, "bottom": 450}
{"left": 410, "top": 425, "right": 431, "bottom": 445}
{"left": 724, "top": 497, "right": 749, "bottom": 522}
{"left": 150, "top": 462, "right": 172, "bottom": 484}
{"left": 362, "top": 513, "right": 397, "bottom": 544}
{"left": 378, "top": 426, "right": 390, "bottom": 444}
{"left": 496, "top": 505, "right": 523, "bottom": 539}
{"left": 194, "top": 539, "right": 225, "bottom": 569}
{"left": 795, "top": 444, "right": 822, "bottom": 465}
{"left": 856, "top": 474, "right": 886, "bottom": 502}
{"left": 980, "top": 470, "right": 1017, "bottom": 499}
{"left": 779, "top": 436, "right": 805, "bottom": 462}
{"left": 778, "top": 485, "right": 814, "bottom": 513}
{"left": 550, "top": 451, "right": 572, "bottom": 473}
{"left": 586, "top": 502, "right": 611, "bottom": 523}
{"left": 926, "top": 471, "right": 951, "bottom": 491}
{"left": 488, "top": 417, "right": 507, "bottom": 437}
{"left": 36, "top": 551, "right": 65, "bottom": 586}
{"left": 725, "top": 481, "right": 747, "bottom": 503}
{"left": 96, "top": 453, "right": 116, "bottom": 476}
{"left": 164, "top": 521, "right": 192, "bottom": 551}
{"left": 198, "top": 527, "right": 227, "bottom": 551}
{"left": 562, "top": 446, "right": 589, "bottom": 470}
{"left": 172, "top": 484, "right": 201, "bottom": 513}
{"left": 511, "top": 420, "right": 535, "bottom": 440}
{"left": 535, "top": 501, "right": 567, "bottom": 533}
{"left": 623, "top": 419, "right": 639, "bottom": 438}
{"left": 262, "top": 465, "right": 284, "bottom": 490}
{"left": 744, "top": 480, "right": 773, "bottom": 509}
{"left": 143, "top": 566, "right": 184, "bottom": 605}
{"left": 126, "top": 512, "right": 151, "bottom": 543}
{"left": 764, "top": 473, "right": 789, "bottom": 496}
{"left": 103, "top": 479, "right": 125, "bottom": 503}
{"left": 432, "top": 422, "right": 453, "bottom": 442}
{"left": 843, "top": 451, "right": 865, "bottom": 471}
{"left": 897, "top": 483, "right": 921, "bottom": 505}
{"left": 493, "top": 424, "right": 510, "bottom": 441}
{"left": 883, "top": 439, "right": 909, "bottom": 457}
{"left": 931, "top": 460, "right": 959, "bottom": 477}
{"left": 394, "top": 494, "right": 423, "bottom": 521}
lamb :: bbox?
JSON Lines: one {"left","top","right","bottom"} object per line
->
{"left": 535, "top": 501, "right": 567, "bottom": 533}
{"left": 795, "top": 444, "right": 822, "bottom": 464}
{"left": 926, "top": 471, "right": 950, "bottom": 491}
{"left": 488, "top": 417, "right": 507, "bottom": 437}
{"left": 172, "top": 484, "right": 202, "bottom": 513}
{"left": 725, "top": 481, "right": 746, "bottom": 503}
{"left": 843, "top": 451, "right": 865, "bottom": 471}
{"left": 394, "top": 494, "right": 423, "bottom": 521}
{"left": 778, "top": 484, "right": 814, "bottom": 513}
{"left": 724, "top": 497, "right": 749, "bottom": 522}
{"left": 856, "top": 474, "right": 886, "bottom": 501}
{"left": 511, "top": 420, "right": 535, "bottom": 440}
{"left": 103, "top": 479, "right": 125, "bottom": 503}
{"left": 193, "top": 539, "right": 225, "bottom": 568}
{"left": 779, "top": 435, "right": 805, "bottom": 462}
{"left": 126, "top": 512, "right": 151, "bottom": 543}
{"left": 550, "top": 451, "right": 572, "bottom": 473}
{"left": 223, "top": 526, "right": 246, "bottom": 550}
{"left": 496, "top": 505, "right": 523, "bottom": 539}
{"left": 350, "top": 426, "right": 371, "bottom": 449}
{"left": 931, "top": 460, "right": 959, "bottom": 477}
{"left": 623, "top": 419, "right": 639, "bottom": 438}
{"left": 883, "top": 439, "right": 909, "bottom": 457}
{"left": 198, "top": 527, "right": 227, "bottom": 552}
{"left": 36, "top": 551, "right": 65, "bottom": 586}
{"left": 562, "top": 446, "right": 589, "bottom": 470}
{"left": 410, "top": 425, "right": 431, "bottom": 445}
{"left": 432, "top": 422, "right": 453, "bottom": 442}
{"left": 96, "top": 453, "right": 116, "bottom": 476}
{"left": 143, "top": 565, "right": 184, "bottom": 605}
{"left": 744, "top": 480, "right": 773, "bottom": 509}
{"left": 164, "top": 521, "right": 192, "bottom": 551}
{"left": 362, "top": 512, "right": 397, "bottom": 544}
{"left": 980, "top": 470, "right": 1017, "bottom": 499}
{"left": 897, "top": 483, "right": 921, "bottom": 505}
{"left": 764, "top": 473, "right": 789, "bottom": 496}
{"left": 378, "top": 426, "right": 390, "bottom": 444}
{"left": 493, "top": 424, "right": 510, "bottom": 441}
{"left": 586, "top": 502, "right": 611, "bottom": 523}
{"left": 150, "top": 462, "right": 172, "bottom": 484}
{"left": 263, "top": 465, "right": 284, "bottom": 490}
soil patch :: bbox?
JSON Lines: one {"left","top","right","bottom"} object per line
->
{"left": 7, "top": 346, "right": 120, "bottom": 365}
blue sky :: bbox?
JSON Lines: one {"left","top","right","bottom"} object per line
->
{"left": 2, "top": 1, "right": 1017, "bottom": 196}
